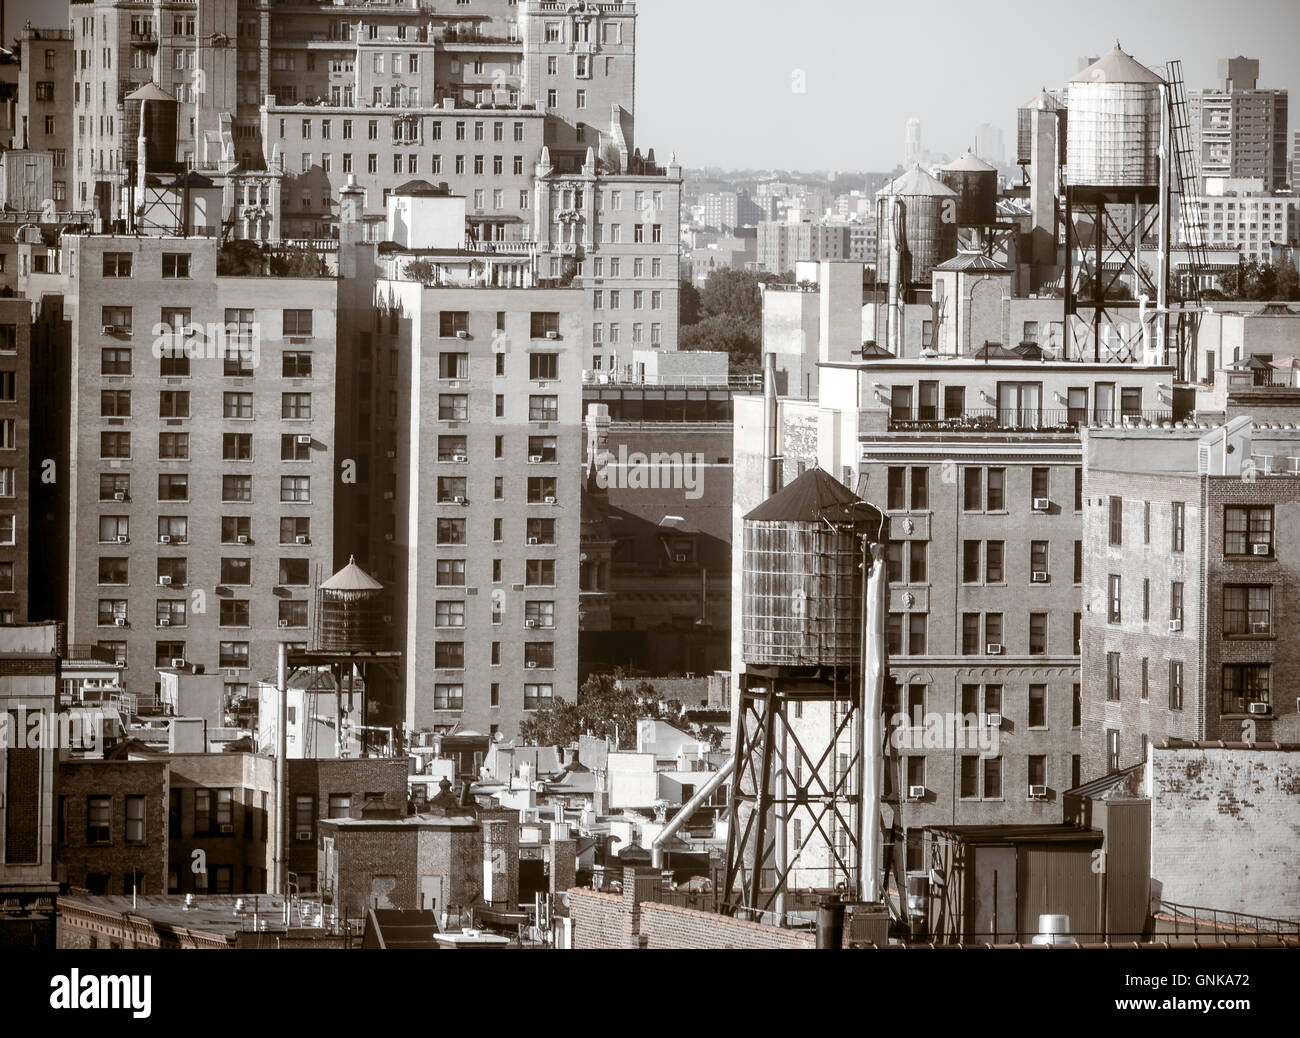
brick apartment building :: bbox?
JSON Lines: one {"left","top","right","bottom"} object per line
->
{"left": 56, "top": 758, "right": 168, "bottom": 894}
{"left": 1081, "top": 419, "right": 1300, "bottom": 776}
{"left": 49, "top": 234, "right": 337, "bottom": 701}
{"left": 734, "top": 266, "right": 1175, "bottom": 876}
{"left": 0, "top": 299, "right": 33, "bottom": 623}
{"left": 13, "top": 25, "right": 73, "bottom": 201}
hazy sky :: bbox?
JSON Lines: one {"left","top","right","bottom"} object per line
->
{"left": 11, "top": 0, "right": 1299, "bottom": 172}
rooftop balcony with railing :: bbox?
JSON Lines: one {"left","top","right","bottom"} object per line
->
{"left": 880, "top": 406, "right": 1177, "bottom": 435}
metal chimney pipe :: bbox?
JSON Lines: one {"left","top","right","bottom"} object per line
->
{"left": 275, "top": 642, "right": 288, "bottom": 897}
{"left": 887, "top": 200, "right": 904, "bottom": 353}
{"left": 762, "top": 351, "right": 778, "bottom": 499}
{"left": 858, "top": 540, "right": 887, "bottom": 903}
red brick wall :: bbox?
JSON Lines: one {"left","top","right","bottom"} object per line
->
{"left": 1151, "top": 744, "right": 1300, "bottom": 920}
{"left": 567, "top": 888, "right": 817, "bottom": 949}
{"left": 639, "top": 903, "right": 816, "bottom": 949}
{"left": 569, "top": 889, "right": 625, "bottom": 950}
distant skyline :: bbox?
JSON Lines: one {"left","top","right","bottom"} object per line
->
{"left": 9, "top": 0, "right": 1299, "bottom": 173}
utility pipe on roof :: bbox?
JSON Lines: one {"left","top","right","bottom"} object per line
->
{"left": 650, "top": 756, "right": 736, "bottom": 869}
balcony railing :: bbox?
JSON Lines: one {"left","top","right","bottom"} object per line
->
{"left": 885, "top": 408, "right": 1175, "bottom": 433}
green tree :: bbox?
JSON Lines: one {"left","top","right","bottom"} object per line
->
{"left": 217, "top": 240, "right": 266, "bottom": 276}
{"left": 1276, "top": 260, "right": 1300, "bottom": 301}
{"left": 403, "top": 260, "right": 438, "bottom": 286}
{"left": 699, "top": 267, "right": 777, "bottom": 326}
{"left": 518, "top": 697, "right": 581, "bottom": 747}
{"left": 679, "top": 278, "right": 702, "bottom": 326}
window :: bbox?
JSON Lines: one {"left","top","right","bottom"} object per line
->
{"left": 223, "top": 392, "right": 253, "bottom": 419}
{"left": 985, "top": 541, "right": 1004, "bottom": 583}
{"left": 1029, "top": 613, "right": 1047, "bottom": 655}
{"left": 282, "top": 393, "right": 312, "bottom": 419}
{"left": 222, "top": 434, "right": 253, "bottom": 462}
{"left": 436, "top": 601, "right": 466, "bottom": 628}
{"left": 279, "top": 601, "right": 308, "bottom": 628}
{"left": 910, "top": 467, "right": 928, "bottom": 510}
{"left": 219, "top": 642, "right": 250, "bottom": 669}
{"left": 101, "top": 348, "right": 131, "bottom": 374}
{"left": 526, "top": 559, "right": 556, "bottom": 587}
{"left": 1169, "top": 660, "right": 1185, "bottom": 711}
{"left": 887, "top": 468, "right": 906, "bottom": 511}
{"left": 1222, "top": 663, "right": 1269, "bottom": 715}
{"left": 1107, "top": 575, "right": 1122, "bottom": 624}
{"left": 1107, "top": 652, "right": 1121, "bottom": 701}
{"left": 1030, "top": 541, "right": 1048, "bottom": 579}
{"left": 161, "top": 254, "right": 190, "bottom": 278}
{"left": 87, "top": 796, "right": 111, "bottom": 844}
{"left": 220, "top": 601, "right": 250, "bottom": 627}
{"left": 1027, "top": 755, "right": 1047, "bottom": 794}
{"left": 436, "top": 560, "right": 466, "bottom": 587}
{"left": 283, "top": 352, "right": 312, "bottom": 378}
{"left": 529, "top": 396, "right": 559, "bottom": 422}
{"left": 158, "top": 474, "right": 188, "bottom": 501}
{"left": 436, "top": 518, "right": 466, "bottom": 546}
{"left": 1223, "top": 585, "right": 1271, "bottom": 635}
{"left": 1108, "top": 497, "right": 1123, "bottom": 545}
{"left": 102, "top": 252, "right": 132, "bottom": 277}
{"left": 984, "top": 614, "right": 1002, "bottom": 650}
{"left": 221, "top": 475, "right": 252, "bottom": 502}
{"left": 294, "top": 795, "right": 314, "bottom": 841}
{"left": 1170, "top": 582, "right": 1184, "bottom": 624}
{"left": 1028, "top": 685, "right": 1046, "bottom": 727}
{"left": 98, "top": 557, "right": 128, "bottom": 584}
{"left": 220, "top": 558, "right": 251, "bottom": 585}
{"left": 280, "top": 476, "right": 310, "bottom": 502}
{"left": 1224, "top": 506, "right": 1272, "bottom": 556}
{"left": 1143, "top": 501, "right": 1151, "bottom": 544}
{"left": 100, "top": 431, "right": 130, "bottom": 458}
{"left": 527, "top": 477, "right": 558, "bottom": 504}
{"left": 986, "top": 468, "right": 1004, "bottom": 510}
{"left": 278, "top": 558, "right": 309, "bottom": 586}
{"left": 438, "top": 477, "right": 467, "bottom": 503}
{"left": 908, "top": 542, "right": 927, "bottom": 584}
{"left": 524, "top": 684, "right": 554, "bottom": 710}
{"left": 434, "top": 685, "right": 464, "bottom": 711}
{"left": 1171, "top": 501, "right": 1185, "bottom": 553}
{"left": 439, "top": 312, "right": 469, "bottom": 338}
{"left": 907, "top": 614, "right": 927, "bottom": 655}
{"left": 283, "top": 310, "right": 313, "bottom": 337}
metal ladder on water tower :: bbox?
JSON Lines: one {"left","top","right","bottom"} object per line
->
{"left": 1165, "top": 60, "right": 1209, "bottom": 305}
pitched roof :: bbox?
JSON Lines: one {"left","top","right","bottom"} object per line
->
{"left": 876, "top": 164, "right": 957, "bottom": 200}
{"left": 744, "top": 467, "right": 884, "bottom": 533}
{"left": 943, "top": 152, "right": 998, "bottom": 173}
{"left": 1071, "top": 44, "right": 1164, "bottom": 85}
{"left": 934, "top": 252, "right": 1011, "bottom": 273}
{"left": 321, "top": 556, "right": 384, "bottom": 593}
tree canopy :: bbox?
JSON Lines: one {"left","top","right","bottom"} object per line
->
{"left": 518, "top": 670, "right": 661, "bottom": 750}
{"left": 1217, "top": 260, "right": 1300, "bottom": 302}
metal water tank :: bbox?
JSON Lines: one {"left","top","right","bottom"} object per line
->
{"left": 1066, "top": 45, "right": 1164, "bottom": 188}
{"left": 874, "top": 166, "right": 959, "bottom": 287}
{"left": 1017, "top": 89, "right": 1063, "bottom": 165}
{"left": 741, "top": 469, "right": 884, "bottom": 667}
{"left": 939, "top": 152, "right": 998, "bottom": 226}
{"left": 125, "top": 82, "right": 180, "bottom": 173}
{"left": 315, "top": 556, "right": 388, "bottom": 652}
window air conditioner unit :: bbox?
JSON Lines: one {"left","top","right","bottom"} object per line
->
{"left": 159, "top": 534, "right": 171, "bottom": 544}
{"left": 295, "top": 831, "right": 313, "bottom": 842}
{"left": 1031, "top": 571, "right": 1048, "bottom": 583}
{"left": 1252, "top": 543, "right": 1271, "bottom": 556}
{"left": 528, "top": 537, "right": 539, "bottom": 545}
{"left": 453, "top": 454, "right": 468, "bottom": 463}
{"left": 986, "top": 643, "right": 1002, "bottom": 655}
{"left": 158, "top": 618, "right": 170, "bottom": 627}
{"left": 675, "top": 553, "right": 688, "bottom": 563}
{"left": 526, "top": 619, "right": 538, "bottom": 628}
{"left": 116, "top": 534, "right": 129, "bottom": 543}
{"left": 386, "top": 450, "right": 397, "bottom": 459}
{"left": 1033, "top": 498, "right": 1050, "bottom": 511}
{"left": 279, "top": 619, "right": 289, "bottom": 628}
{"left": 1168, "top": 619, "right": 1183, "bottom": 633}
{"left": 113, "top": 617, "right": 126, "bottom": 627}
{"left": 383, "top": 615, "right": 393, "bottom": 624}
{"left": 295, "top": 535, "right": 310, "bottom": 545}
{"left": 529, "top": 455, "right": 544, "bottom": 463}
{"left": 907, "top": 785, "right": 925, "bottom": 800}
{"left": 984, "top": 712, "right": 1002, "bottom": 727}
{"left": 220, "top": 824, "right": 234, "bottom": 834}
{"left": 159, "top": 576, "right": 172, "bottom": 586}
{"left": 1247, "top": 702, "right": 1269, "bottom": 715}
{"left": 544, "top": 495, "right": 557, "bottom": 505}
{"left": 456, "top": 329, "right": 470, "bottom": 339}
{"left": 102, "top": 324, "right": 119, "bottom": 335}
{"left": 1252, "top": 621, "right": 1270, "bottom": 633}
{"left": 527, "top": 661, "right": 538, "bottom": 669}
{"left": 1028, "top": 784, "right": 1048, "bottom": 799}
{"left": 383, "top": 491, "right": 395, "bottom": 501}
{"left": 546, "top": 330, "right": 559, "bottom": 340}
{"left": 113, "top": 491, "right": 127, "bottom": 501}
{"left": 296, "top": 435, "right": 313, "bottom": 446}
{"left": 171, "top": 658, "right": 186, "bottom": 669}
{"left": 453, "top": 495, "right": 466, "bottom": 505}
{"left": 232, "top": 534, "right": 248, "bottom": 545}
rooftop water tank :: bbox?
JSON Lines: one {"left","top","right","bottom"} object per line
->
{"left": 939, "top": 152, "right": 999, "bottom": 227}
{"left": 741, "top": 469, "right": 884, "bottom": 667}
{"left": 875, "top": 166, "right": 959, "bottom": 287}
{"left": 1066, "top": 45, "right": 1164, "bottom": 189}
{"left": 315, "top": 556, "right": 388, "bottom": 653}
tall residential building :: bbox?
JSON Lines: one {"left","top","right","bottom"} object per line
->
{"left": 974, "top": 122, "right": 1006, "bottom": 167}
{"left": 700, "top": 190, "right": 762, "bottom": 232}
{"left": 757, "top": 220, "right": 852, "bottom": 274}
{"left": 1181, "top": 178, "right": 1299, "bottom": 263}
{"left": 15, "top": 26, "right": 74, "bottom": 205}
{"left": 0, "top": 299, "right": 32, "bottom": 623}
{"left": 1081, "top": 420, "right": 1300, "bottom": 778}
{"left": 904, "top": 117, "right": 921, "bottom": 167}
{"left": 51, "top": 234, "right": 337, "bottom": 703}
{"left": 1188, "top": 57, "right": 1289, "bottom": 191}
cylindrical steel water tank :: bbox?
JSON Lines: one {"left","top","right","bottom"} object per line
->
{"left": 874, "top": 166, "right": 958, "bottom": 288}
{"left": 125, "top": 83, "right": 180, "bottom": 173}
{"left": 939, "top": 152, "right": 998, "bottom": 226}
{"left": 741, "top": 469, "right": 884, "bottom": 667}
{"left": 1066, "top": 45, "right": 1164, "bottom": 188}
